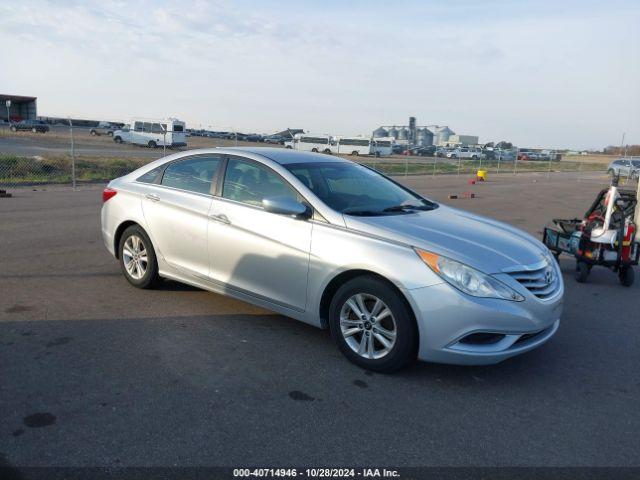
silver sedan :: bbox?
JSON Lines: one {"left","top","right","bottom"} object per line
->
{"left": 101, "top": 147, "right": 563, "bottom": 372}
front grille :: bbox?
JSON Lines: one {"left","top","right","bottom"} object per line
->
{"left": 506, "top": 259, "right": 560, "bottom": 300}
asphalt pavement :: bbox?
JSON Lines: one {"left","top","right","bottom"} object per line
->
{"left": 0, "top": 173, "right": 639, "bottom": 469}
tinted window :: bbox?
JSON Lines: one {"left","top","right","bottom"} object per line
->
{"left": 151, "top": 123, "right": 165, "bottom": 133}
{"left": 134, "top": 122, "right": 143, "bottom": 132}
{"left": 137, "top": 166, "right": 164, "bottom": 184}
{"left": 285, "top": 162, "right": 436, "bottom": 215}
{"left": 161, "top": 156, "right": 221, "bottom": 195}
{"left": 173, "top": 124, "right": 184, "bottom": 132}
{"left": 223, "top": 159, "right": 297, "bottom": 207}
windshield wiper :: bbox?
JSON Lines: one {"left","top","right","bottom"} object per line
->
{"left": 382, "top": 203, "right": 434, "bottom": 212}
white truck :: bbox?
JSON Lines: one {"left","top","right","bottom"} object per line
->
{"left": 445, "top": 147, "right": 485, "bottom": 160}
{"left": 113, "top": 118, "right": 187, "bottom": 148}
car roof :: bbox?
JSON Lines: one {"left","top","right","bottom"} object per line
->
{"left": 225, "top": 147, "right": 351, "bottom": 165}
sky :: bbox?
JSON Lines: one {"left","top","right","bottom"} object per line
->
{"left": 1, "top": 0, "right": 639, "bottom": 149}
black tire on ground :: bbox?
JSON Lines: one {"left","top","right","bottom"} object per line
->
{"left": 285, "top": 145, "right": 292, "bottom": 149}
{"left": 31, "top": 127, "right": 37, "bottom": 133}
{"left": 311, "top": 148, "right": 318, "bottom": 153}
{"left": 148, "top": 140, "right": 157, "bottom": 148}
{"left": 352, "top": 151, "right": 359, "bottom": 156}
{"left": 328, "top": 275, "right": 417, "bottom": 373}
{"left": 118, "top": 225, "right": 161, "bottom": 289}
{"left": 323, "top": 149, "right": 332, "bottom": 154}
{"left": 114, "top": 136, "right": 123, "bottom": 144}
{"left": 472, "top": 155, "right": 478, "bottom": 159}
{"left": 90, "top": 130, "right": 97, "bottom": 136}
{"left": 375, "top": 151, "right": 381, "bottom": 158}
{"left": 619, "top": 266, "right": 634, "bottom": 287}
{"left": 108, "top": 131, "right": 113, "bottom": 137}
{"left": 575, "top": 261, "right": 590, "bottom": 283}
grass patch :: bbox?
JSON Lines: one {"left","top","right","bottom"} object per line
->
{"left": 0, "top": 154, "right": 147, "bottom": 186}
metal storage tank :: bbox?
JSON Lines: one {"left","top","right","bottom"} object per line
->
{"left": 373, "top": 127, "right": 388, "bottom": 138}
{"left": 397, "top": 127, "right": 408, "bottom": 140}
{"left": 433, "top": 126, "right": 454, "bottom": 145}
{"left": 387, "top": 126, "right": 399, "bottom": 139}
{"left": 416, "top": 128, "right": 434, "bottom": 146}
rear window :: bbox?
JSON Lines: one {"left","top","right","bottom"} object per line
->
{"left": 172, "top": 124, "right": 184, "bottom": 132}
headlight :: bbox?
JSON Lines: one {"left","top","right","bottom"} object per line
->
{"left": 415, "top": 248, "right": 524, "bottom": 301}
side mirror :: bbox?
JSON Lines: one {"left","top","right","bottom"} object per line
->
{"left": 263, "top": 196, "right": 310, "bottom": 218}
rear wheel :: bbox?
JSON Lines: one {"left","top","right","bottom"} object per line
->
{"left": 323, "top": 149, "right": 332, "bottom": 154}
{"left": 575, "top": 261, "right": 590, "bottom": 283}
{"left": 352, "top": 151, "right": 359, "bottom": 156}
{"left": 31, "top": 127, "right": 37, "bottom": 133}
{"left": 329, "top": 276, "right": 417, "bottom": 372}
{"left": 118, "top": 225, "right": 161, "bottom": 289}
{"left": 311, "top": 148, "right": 318, "bottom": 153}
{"left": 148, "top": 140, "right": 157, "bottom": 148}
{"left": 619, "top": 266, "right": 634, "bottom": 287}
{"left": 90, "top": 130, "right": 97, "bottom": 136}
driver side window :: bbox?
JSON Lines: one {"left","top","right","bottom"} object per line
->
{"left": 222, "top": 159, "right": 297, "bottom": 207}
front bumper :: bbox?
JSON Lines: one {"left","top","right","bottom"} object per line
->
{"left": 404, "top": 282, "right": 563, "bottom": 365}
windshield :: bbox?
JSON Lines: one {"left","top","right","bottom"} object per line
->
{"left": 285, "top": 162, "right": 437, "bottom": 216}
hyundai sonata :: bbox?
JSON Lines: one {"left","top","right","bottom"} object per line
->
{"left": 101, "top": 147, "right": 562, "bottom": 372}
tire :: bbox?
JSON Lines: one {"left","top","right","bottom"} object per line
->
{"left": 472, "top": 155, "right": 478, "bottom": 159}
{"left": 352, "top": 151, "right": 359, "bottom": 156}
{"left": 108, "top": 131, "right": 113, "bottom": 137}
{"left": 619, "top": 266, "right": 634, "bottom": 287}
{"left": 285, "top": 145, "right": 292, "bottom": 149}
{"left": 311, "top": 148, "right": 318, "bottom": 153}
{"left": 575, "top": 261, "right": 590, "bottom": 283}
{"left": 328, "top": 275, "right": 417, "bottom": 372}
{"left": 607, "top": 169, "right": 614, "bottom": 177}
{"left": 114, "top": 136, "right": 123, "bottom": 144}
{"left": 118, "top": 225, "right": 161, "bottom": 289}
{"left": 323, "top": 149, "right": 332, "bottom": 154}
{"left": 31, "top": 127, "right": 37, "bottom": 133}
{"left": 148, "top": 140, "right": 157, "bottom": 148}
{"left": 90, "top": 130, "right": 97, "bottom": 136}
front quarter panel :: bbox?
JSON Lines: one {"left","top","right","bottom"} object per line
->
{"left": 306, "top": 221, "right": 443, "bottom": 327}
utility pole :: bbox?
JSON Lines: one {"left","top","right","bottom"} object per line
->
{"left": 5, "top": 100, "right": 10, "bottom": 125}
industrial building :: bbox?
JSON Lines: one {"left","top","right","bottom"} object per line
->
{"left": 1, "top": 94, "right": 37, "bottom": 122}
{"left": 373, "top": 117, "right": 479, "bottom": 147}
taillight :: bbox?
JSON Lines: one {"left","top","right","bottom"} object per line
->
{"left": 102, "top": 188, "right": 117, "bottom": 203}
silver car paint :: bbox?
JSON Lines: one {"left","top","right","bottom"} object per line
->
{"left": 102, "top": 147, "right": 563, "bottom": 365}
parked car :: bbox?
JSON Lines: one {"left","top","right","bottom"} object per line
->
{"left": 607, "top": 158, "right": 640, "bottom": 179}
{"left": 101, "top": 147, "right": 563, "bottom": 372}
{"left": 446, "top": 147, "right": 485, "bottom": 160}
{"left": 245, "top": 134, "right": 263, "bottom": 142}
{"left": 264, "top": 135, "right": 287, "bottom": 145}
{"left": 411, "top": 145, "right": 436, "bottom": 157}
{"left": 90, "top": 122, "right": 117, "bottom": 136}
{"left": 10, "top": 119, "right": 49, "bottom": 133}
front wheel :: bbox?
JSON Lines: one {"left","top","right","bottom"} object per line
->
{"left": 31, "top": 127, "right": 37, "bottom": 133}
{"left": 114, "top": 136, "right": 123, "bottom": 144}
{"left": 351, "top": 151, "right": 359, "bottom": 156}
{"left": 329, "top": 276, "right": 417, "bottom": 372}
{"left": 575, "top": 261, "right": 589, "bottom": 283}
{"left": 90, "top": 130, "right": 97, "bottom": 136}
{"left": 118, "top": 225, "right": 161, "bottom": 289}
{"left": 148, "top": 140, "right": 157, "bottom": 148}
{"left": 311, "top": 148, "right": 318, "bottom": 153}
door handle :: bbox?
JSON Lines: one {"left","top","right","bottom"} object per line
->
{"left": 145, "top": 193, "right": 160, "bottom": 202}
{"left": 209, "top": 213, "right": 230, "bottom": 224}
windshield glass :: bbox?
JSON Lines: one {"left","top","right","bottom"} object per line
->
{"left": 285, "top": 162, "right": 437, "bottom": 216}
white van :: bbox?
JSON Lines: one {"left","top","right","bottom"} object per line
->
{"left": 372, "top": 137, "right": 395, "bottom": 157}
{"left": 285, "top": 133, "right": 333, "bottom": 153}
{"left": 113, "top": 118, "right": 187, "bottom": 148}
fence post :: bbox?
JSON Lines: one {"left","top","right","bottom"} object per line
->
{"left": 404, "top": 156, "right": 408, "bottom": 177}
{"left": 457, "top": 157, "right": 461, "bottom": 175}
{"left": 513, "top": 149, "right": 518, "bottom": 175}
{"left": 432, "top": 156, "right": 436, "bottom": 177}
{"left": 496, "top": 153, "right": 501, "bottom": 175}
{"left": 577, "top": 161, "right": 582, "bottom": 182}
{"left": 68, "top": 118, "right": 76, "bottom": 189}
{"left": 547, "top": 156, "right": 552, "bottom": 179}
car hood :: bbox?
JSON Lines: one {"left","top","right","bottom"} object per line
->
{"left": 343, "top": 205, "right": 549, "bottom": 273}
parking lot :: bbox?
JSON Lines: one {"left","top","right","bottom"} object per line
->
{"left": 1, "top": 170, "right": 638, "bottom": 469}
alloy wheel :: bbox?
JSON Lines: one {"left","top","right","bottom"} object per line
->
{"left": 122, "top": 234, "right": 148, "bottom": 280}
{"left": 339, "top": 293, "right": 397, "bottom": 360}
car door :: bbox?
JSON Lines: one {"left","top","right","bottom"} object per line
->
{"left": 208, "top": 156, "right": 312, "bottom": 311}
{"left": 141, "top": 154, "right": 223, "bottom": 278}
